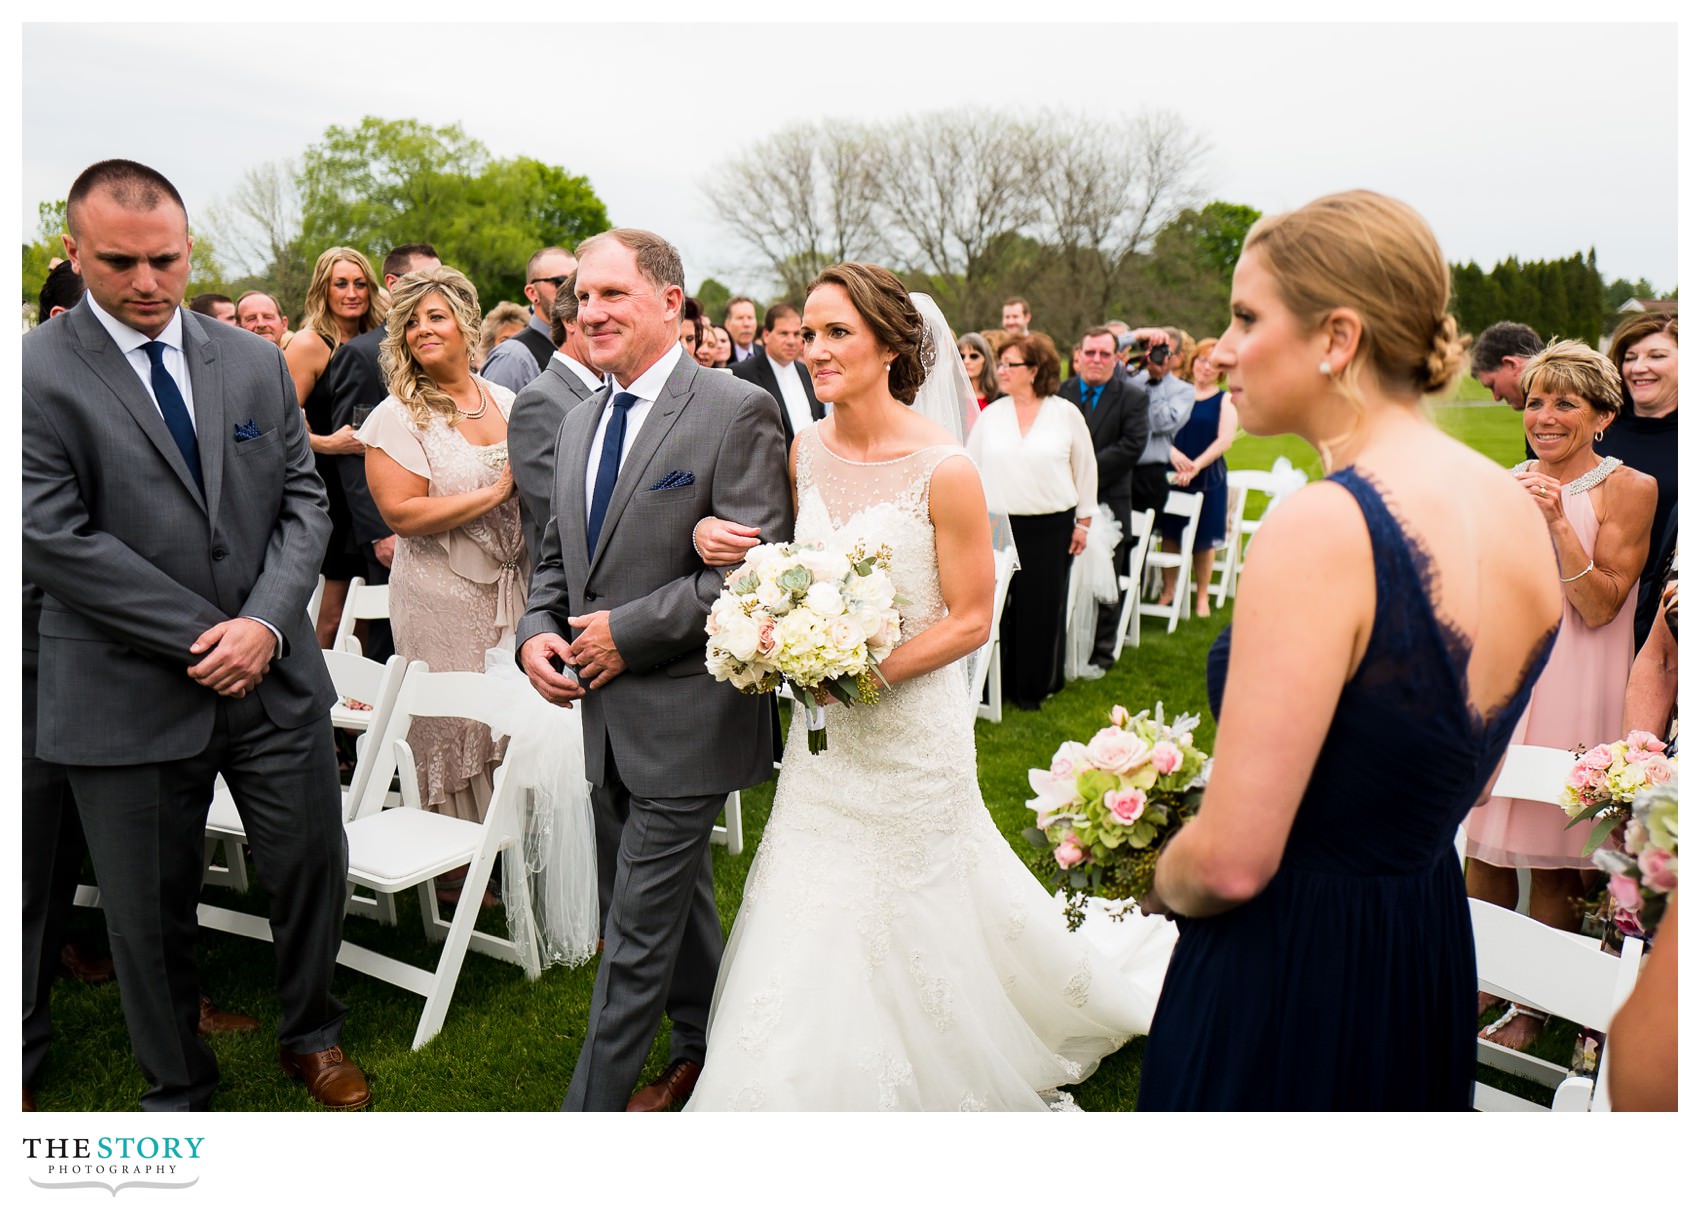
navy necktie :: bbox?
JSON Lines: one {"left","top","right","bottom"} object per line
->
{"left": 144, "top": 341, "right": 203, "bottom": 493}
{"left": 586, "top": 392, "right": 638, "bottom": 554}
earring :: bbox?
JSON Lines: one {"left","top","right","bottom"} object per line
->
{"left": 1595, "top": 430, "right": 1605, "bottom": 442}
{"left": 1319, "top": 360, "right": 1333, "bottom": 377}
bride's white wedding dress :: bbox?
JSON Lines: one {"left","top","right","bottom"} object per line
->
{"left": 685, "top": 429, "right": 1177, "bottom": 1112}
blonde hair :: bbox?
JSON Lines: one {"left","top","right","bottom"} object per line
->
{"left": 1520, "top": 338, "right": 1624, "bottom": 421}
{"left": 379, "top": 267, "right": 484, "bottom": 427}
{"left": 300, "top": 246, "right": 386, "bottom": 348}
{"left": 1243, "top": 190, "right": 1463, "bottom": 403}
{"left": 1187, "top": 337, "right": 1222, "bottom": 386}
{"left": 478, "top": 300, "right": 531, "bottom": 365}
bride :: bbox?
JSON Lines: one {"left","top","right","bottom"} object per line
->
{"left": 683, "top": 263, "right": 1176, "bottom": 1111}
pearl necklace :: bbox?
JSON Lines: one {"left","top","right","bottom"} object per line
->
{"left": 453, "top": 379, "right": 491, "bottom": 421}
{"left": 1512, "top": 456, "right": 1622, "bottom": 495}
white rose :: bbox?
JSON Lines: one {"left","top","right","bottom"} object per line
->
{"left": 718, "top": 612, "right": 761, "bottom": 663}
{"left": 796, "top": 545, "right": 852, "bottom": 583}
{"left": 804, "top": 581, "right": 844, "bottom": 618}
{"left": 756, "top": 578, "right": 788, "bottom": 611}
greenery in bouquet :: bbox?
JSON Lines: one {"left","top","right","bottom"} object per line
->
{"left": 1561, "top": 730, "right": 1677, "bottom": 856}
{"left": 704, "top": 538, "right": 903, "bottom": 753}
{"left": 1590, "top": 776, "right": 1678, "bottom": 941}
{"left": 1024, "top": 703, "right": 1210, "bottom": 930}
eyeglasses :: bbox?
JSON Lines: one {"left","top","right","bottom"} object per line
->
{"left": 1077, "top": 350, "right": 1115, "bottom": 359}
{"left": 998, "top": 361, "right": 1030, "bottom": 370}
{"left": 528, "top": 275, "right": 570, "bottom": 288}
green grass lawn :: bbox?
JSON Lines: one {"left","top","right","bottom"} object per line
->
{"left": 36, "top": 403, "right": 1556, "bottom": 1112}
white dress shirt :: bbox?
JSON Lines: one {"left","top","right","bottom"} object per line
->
{"left": 767, "top": 352, "right": 815, "bottom": 438}
{"left": 551, "top": 350, "right": 605, "bottom": 393}
{"left": 966, "top": 395, "right": 1098, "bottom": 517}
{"left": 86, "top": 295, "right": 197, "bottom": 430}
{"left": 583, "top": 341, "right": 684, "bottom": 518}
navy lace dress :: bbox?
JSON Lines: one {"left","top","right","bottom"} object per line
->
{"left": 1137, "top": 470, "right": 1555, "bottom": 1111}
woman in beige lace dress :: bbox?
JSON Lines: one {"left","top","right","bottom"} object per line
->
{"left": 358, "top": 266, "right": 529, "bottom": 827}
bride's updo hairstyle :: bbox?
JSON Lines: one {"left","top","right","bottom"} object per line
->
{"left": 1243, "top": 190, "right": 1464, "bottom": 404}
{"left": 807, "top": 263, "right": 934, "bottom": 405}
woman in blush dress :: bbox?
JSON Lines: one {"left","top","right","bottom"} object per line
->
{"left": 1136, "top": 191, "right": 1563, "bottom": 1110}
{"left": 1463, "top": 339, "right": 1656, "bottom": 1050}
{"left": 286, "top": 246, "right": 387, "bottom": 648}
{"left": 359, "top": 267, "right": 528, "bottom": 832}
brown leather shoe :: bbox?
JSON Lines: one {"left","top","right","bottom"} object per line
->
{"left": 626, "top": 1059, "right": 703, "bottom": 1112}
{"left": 60, "top": 942, "right": 115, "bottom": 984}
{"left": 280, "top": 1045, "right": 370, "bottom": 1110}
{"left": 24, "top": 1087, "right": 36, "bottom": 1113}
{"left": 197, "top": 995, "right": 261, "bottom": 1036}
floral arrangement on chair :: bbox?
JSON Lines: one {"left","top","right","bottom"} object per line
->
{"left": 705, "top": 540, "right": 903, "bottom": 754}
{"left": 1561, "top": 730, "right": 1677, "bottom": 856}
{"left": 1023, "top": 703, "right": 1210, "bottom": 930}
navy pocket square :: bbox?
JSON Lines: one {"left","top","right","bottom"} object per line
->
{"left": 233, "top": 419, "right": 263, "bottom": 442}
{"left": 648, "top": 470, "right": 695, "bottom": 490}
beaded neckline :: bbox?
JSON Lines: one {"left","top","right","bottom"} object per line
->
{"left": 1510, "top": 456, "right": 1622, "bottom": 495}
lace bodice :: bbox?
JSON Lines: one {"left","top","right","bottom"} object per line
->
{"left": 794, "top": 427, "right": 969, "bottom": 643}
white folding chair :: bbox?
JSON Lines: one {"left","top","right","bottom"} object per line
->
{"left": 1208, "top": 483, "right": 1249, "bottom": 607}
{"left": 1112, "top": 508, "right": 1157, "bottom": 658}
{"left": 333, "top": 576, "right": 392, "bottom": 656}
{"left": 1138, "top": 491, "right": 1202, "bottom": 635}
{"left": 306, "top": 574, "right": 326, "bottom": 631}
{"left": 1470, "top": 897, "right": 1645, "bottom": 1112}
{"left": 712, "top": 792, "right": 745, "bottom": 857}
{"left": 1457, "top": 744, "right": 1578, "bottom": 914}
{"left": 1227, "top": 467, "right": 1310, "bottom": 599}
{"left": 971, "top": 545, "right": 1020, "bottom": 723}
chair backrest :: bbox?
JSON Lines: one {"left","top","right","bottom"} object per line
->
{"left": 1123, "top": 507, "right": 1156, "bottom": 578}
{"left": 966, "top": 545, "right": 1020, "bottom": 713}
{"left": 321, "top": 650, "right": 410, "bottom": 816}
{"left": 1161, "top": 490, "right": 1203, "bottom": 545}
{"left": 334, "top": 576, "right": 393, "bottom": 655}
{"left": 1489, "top": 744, "right": 1575, "bottom": 804}
{"left": 307, "top": 574, "right": 326, "bottom": 629}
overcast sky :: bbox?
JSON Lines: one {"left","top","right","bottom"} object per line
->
{"left": 19, "top": 12, "right": 1685, "bottom": 303}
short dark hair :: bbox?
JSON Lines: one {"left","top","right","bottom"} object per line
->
{"left": 66, "top": 159, "right": 186, "bottom": 236}
{"left": 763, "top": 302, "right": 800, "bottom": 332}
{"left": 189, "top": 293, "right": 233, "bottom": 315}
{"left": 526, "top": 245, "right": 571, "bottom": 282}
{"left": 574, "top": 229, "right": 684, "bottom": 293}
{"left": 1078, "top": 324, "right": 1117, "bottom": 350}
{"left": 1003, "top": 296, "right": 1030, "bottom": 315}
{"left": 723, "top": 295, "right": 756, "bottom": 321}
{"left": 1470, "top": 320, "right": 1544, "bottom": 373}
{"left": 383, "top": 242, "right": 439, "bottom": 280}
{"left": 1003, "top": 331, "right": 1062, "bottom": 396}
{"left": 549, "top": 272, "right": 580, "bottom": 347}
{"left": 38, "top": 260, "right": 85, "bottom": 323}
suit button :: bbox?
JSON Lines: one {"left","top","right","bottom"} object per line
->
{"left": 211, "top": 547, "right": 228, "bottom": 561}
{"left": 584, "top": 590, "right": 599, "bottom": 602}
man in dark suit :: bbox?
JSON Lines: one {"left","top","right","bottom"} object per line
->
{"left": 1061, "top": 325, "right": 1150, "bottom": 675}
{"left": 722, "top": 295, "right": 760, "bottom": 363}
{"left": 730, "top": 302, "right": 822, "bottom": 446}
{"left": 22, "top": 160, "right": 365, "bottom": 1111}
{"left": 322, "top": 242, "right": 440, "bottom": 660}
{"left": 518, "top": 229, "right": 791, "bottom": 1113}
{"left": 510, "top": 278, "right": 604, "bottom": 567}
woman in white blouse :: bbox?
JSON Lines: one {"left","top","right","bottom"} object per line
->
{"left": 967, "top": 332, "right": 1097, "bottom": 710}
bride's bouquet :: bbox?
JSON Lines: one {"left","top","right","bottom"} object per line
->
{"left": 1561, "top": 730, "right": 1678, "bottom": 856}
{"left": 1024, "top": 703, "right": 1211, "bottom": 930}
{"left": 1589, "top": 776, "right": 1678, "bottom": 941}
{"left": 704, "top": 539, "right": 903, "bottom": 754}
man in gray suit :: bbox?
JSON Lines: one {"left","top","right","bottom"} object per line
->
{"left": 517, "top": 228, "right": 791, "bottom": 1112}
{"left": 21, "top": 160, "right": 366, "bottom": 1112}
{"left": 509, "top": 277, "right": 603, "bottom": 568}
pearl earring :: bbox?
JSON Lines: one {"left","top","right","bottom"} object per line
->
{"left": 1319, "top": 360, "right": 1333, "bottom": 377}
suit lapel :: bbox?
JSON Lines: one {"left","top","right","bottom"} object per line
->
{"left": 182, "top": 313, "right": 225, "bottom": 518}
{"left": 68, "top": 304, "right": 207, "bottom": 508}
{"left": 587, "top": 358, "right": 696, "bottom": 576}
{"left": 563, "top": 384, "right": 606, "bottom": 573}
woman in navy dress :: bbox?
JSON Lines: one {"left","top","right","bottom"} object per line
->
{"left": 1157, "top": 337, "right": 1239, "bottom": 617}
{"left": 1136, "top": 191, "right": 1562, "bottom": 1111}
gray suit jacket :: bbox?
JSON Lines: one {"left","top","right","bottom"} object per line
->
{"left": 516, "top": 354, "right": 792, "bottom": 798}
{"left": 22, "top": 303, "right": 335, "bottom": 766}
{"left": 509, "top": 356, "right": 600, "bottom": 567}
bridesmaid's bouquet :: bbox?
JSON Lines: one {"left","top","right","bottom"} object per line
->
{"left": 1024, "top": 703, "right": 1210, "bottom": 930}
{"left": 1589, "top": 777, "right": 1679, "bottom": 941}
{"left": 704, "top": 539, "right": 903, "bottom": 754}
{"left": 1561, "top": 731, "right": 1678, "bottom": 856}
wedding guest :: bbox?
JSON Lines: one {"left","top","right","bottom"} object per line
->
{"left": 1464, "top": 339, "right": 1655, "bottom": 1050}
{"left": 235, "top": 290, "right": 289, "bottom": 347}
{"left": 709, "top": 324, "right": 734, "bottom": 369}
{"left": 1002, "top": 296, "right": 1031, "bottom": 336}
{"left": 480, "top": 246, "right": 576, "bottom": 393}
{"left": 1600, "top": 311, "right": 1678, "bottom": 651}
{"left": 958, "top": 331, "right": 999, "bottom": 408}
{"left": 359, "top": 268, "right": 527, "bottom": 842}
{"left": 1138, "top": 190, "right": 1563, "bottom": 1110}
{"left": 723, "top": 295, "right": 760, "bottom": 362}
{"left": 1127, "top": 331, "right": 1194, "bottom": 519}
{"left": 286, "top": 246, "right": 387, "bottom": 648}
{"left": 477, "top": 301, "right": 531, "bottom": 370}
{"left": 1155, "top": 338, "right": 1238, "bottom": 618}
{"left": 679, "top": 296, "right": 705, "bottom": 360}
{"left": 188, "top": 292, "right": 236, "bottom": 324}
{"left": 693, "top": 317, "right": 725, "bottom": 368}
{"left": 966, "top": 332, "right": 1096, "bottom": 711}
{"left": 1470, "top": 320, "right": 1544, "bottom": 409}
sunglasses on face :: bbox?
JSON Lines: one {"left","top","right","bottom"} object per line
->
{"left": 529, "top": 275, "right": 570, "bottom": 288}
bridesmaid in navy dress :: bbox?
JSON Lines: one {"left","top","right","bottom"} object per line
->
{"left": 1136, "top": 191, "right": 1562, "bottom": 1111}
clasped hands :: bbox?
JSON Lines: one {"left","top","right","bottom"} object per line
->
{"left": 187, "top": 617, "right": 277, "bottom": 698}
{"left": 520, "top": 611, "right": 627, "bottom": 706}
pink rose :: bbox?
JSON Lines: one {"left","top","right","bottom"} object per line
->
{"left": 1055, "top": 836, "right": 1086, "bottom": 869}
{"left": 1614, "top": 906, "right": 1646, "bottom": 938}
{"left": 1150, "top": 741, "right": 1182, "bottom": 776}
{"left": 1639, "top": 848, "right": 1678, "bottom": 893}
{"left": 1084, "top": 727, "right": 1152, "bottom": 774}
{"left": 756, "top": 618, "right": 777, "bottom": 656}
{"left": 1642, "top": 756, "right": 1677, "bottom": 786}
{"left": 1608, "top": 872, "right": 1643, "bottom": 913}
{"left": 1049, "top": 741, "right": 1090, "bottom": 781}
{"left": 1582, "top": 745, "right": 1614, "bottom": 771}
{"left": 1626, "top": 730, "right": 1667, "bottom": 754}
{"left": 1108, "top": 705, "right": 1131, "bottom": 728}
{"left": 1105, "top": 788, "right": 1147, "bottom": 824}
